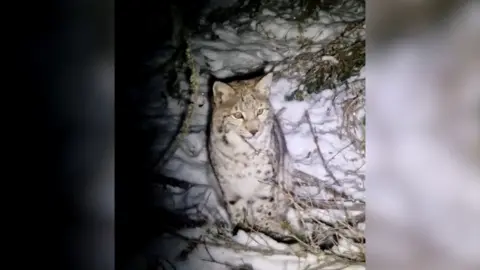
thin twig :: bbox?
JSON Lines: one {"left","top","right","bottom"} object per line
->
{"left": 303, "top": 111, "right": 352, "bottom": 201}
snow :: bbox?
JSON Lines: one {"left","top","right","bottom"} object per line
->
{"left": 140, "top": 1, "right": 366, "bottom": 269}
{"left": 143, "top": 228, "right": 365, "bottom": 270}
{"left": 190, "top": 0, "right": 364, "bottom": 79}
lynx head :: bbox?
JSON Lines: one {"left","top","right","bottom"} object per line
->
{"left": 211, "top": 73, "right": 274, "bottom": 139}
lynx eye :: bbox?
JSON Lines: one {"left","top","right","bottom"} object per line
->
{"left": 232, "top": 112, "right": 244, "bottom": 119}
{"left": 256, "top": 108, "right": 265, "bottom": 116}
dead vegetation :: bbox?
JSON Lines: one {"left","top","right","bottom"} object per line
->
{"left": 285, "top": 20, "right": 365, "bottom": 101}
{"left": 206, "top": 0, "right": 364, "bottom": 25}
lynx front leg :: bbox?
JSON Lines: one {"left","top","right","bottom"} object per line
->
{"left": 246, "top": 198, "right": 296, "bottom": 242}
{"left": 227, "top": 199, "right": 249, "bottom": 227}
{"left": 207, "top": 194, "right": 245, "bottom": 236}
{"left": 217, "top": 192, "right": 248, "bottom": 232}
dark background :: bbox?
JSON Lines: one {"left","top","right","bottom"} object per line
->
{"left": 116, "top": 0, "right": 211, "bottom": 269}
{"left": 17, "top": 0, "right": 112, "bottom": 269}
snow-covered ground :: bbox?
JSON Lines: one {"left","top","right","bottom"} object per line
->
{"left": 138, "top": 1, "right": 366, "bottom": 269}
{"left": 148, "top": 228, "right": 365, "bottom": 270}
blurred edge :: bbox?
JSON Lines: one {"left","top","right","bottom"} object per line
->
{"left": 42, "top": 0, "right": 115, "bottom": 269}
{"left": 80, "top": 0, "right": 114, "bottom": 269}
{"left": 367, "top": 0, "right": 480, "bottom": 270}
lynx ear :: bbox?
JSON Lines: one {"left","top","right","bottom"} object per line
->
{"left": 254, "top": 72, "right": 273, "bottom": 96}
{"left": 212, "top": 81, "right": 235, "bottom": 105}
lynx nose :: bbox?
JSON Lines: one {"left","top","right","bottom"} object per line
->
{"left": 249, "top": 129, "right": 258, "bottom": 136}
